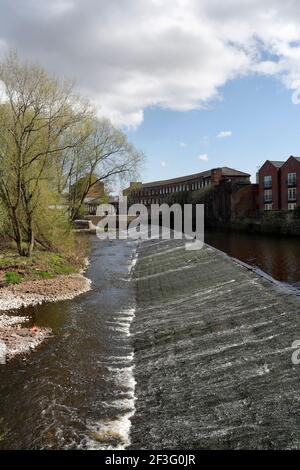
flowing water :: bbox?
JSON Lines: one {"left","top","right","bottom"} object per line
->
{"left": 0, "top": 233, "right": 299, "bottom": 449}
{"left": 0, "top": 237, "right": 137, "bottom": 450}
{"left": 130, "top": 238, "right": 300, "bottom": 449}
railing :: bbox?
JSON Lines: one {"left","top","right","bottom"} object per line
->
{"left": 264, "top": 182, "right": 272, "bottom": 189}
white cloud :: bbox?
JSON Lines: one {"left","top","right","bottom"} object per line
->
{"left": 161, "top": 160, "right": 167, "bottom": 167}
{"left": 0, "top": 1, "right": 300, "bottom": 127}
{"left": 198, "top": 154, "right": 209, "bottom": 161}
{"left": 179, "top": 142, "right": 187, "bottom": 147}
{"left": 217, "top": 130, "right": 232, "bottom": 139}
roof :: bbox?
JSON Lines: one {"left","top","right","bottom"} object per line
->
{"left": 268, "top": 160, "right": 285, "bottom": 168}
{"left": 140, "top": 167, "right": 250, "bottom": 188}
{"left": 84, "top": 197, "right": 103, "bottom": 205}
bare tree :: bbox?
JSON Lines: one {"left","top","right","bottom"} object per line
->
{"left": 59, "top": 118, "right": 144, "bottom": 221}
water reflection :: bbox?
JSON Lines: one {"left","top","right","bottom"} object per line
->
{"left": 205, "top": 230, "right": 300, "bottom": 287}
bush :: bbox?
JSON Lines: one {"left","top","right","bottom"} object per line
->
{"left": 293, "top": 207, "right": 300, "bottom": 219}
{"left": 5, "top": 271, "right": 23, "bottom": 284}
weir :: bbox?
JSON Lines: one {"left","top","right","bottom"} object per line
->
{"left": 130, "top": 239, "right": 300, "bottom": 449}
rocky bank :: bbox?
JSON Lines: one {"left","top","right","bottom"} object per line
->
{"left": 0, "top": 273, "right": 91, "bottom": 361}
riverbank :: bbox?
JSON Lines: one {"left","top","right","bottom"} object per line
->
{"left": 0, "top": 239, "right": 91, "bottom": 361}
{"left": 206, "top": 212, "right": 300, "bottom": 237}
{"left": 0, "top": 237, "right": 137, "bottom": 449}
{"left": 0, "top": 273, "right": 91, "bottom": 361}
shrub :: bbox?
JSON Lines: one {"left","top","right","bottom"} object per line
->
{"left": 293, "top": 207, "right": 300, "bottom": 219}
{"left": 5, "top": 271, "right": 23, "bottom": 284}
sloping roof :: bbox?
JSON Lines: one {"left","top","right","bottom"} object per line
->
{"left": 84, "top": 197, "right": 103, "bottom": 205}
{"left": 221, "top": 167, "right": 250, "bottom": 177}
{"left": 140, "top": 167, "right": 250, "bottom": 188}
{"left": 268, "top": 160, "right": 285, "bottom": 168}
{"left": 292, "top": 156, "right": 300, "bottom": 163}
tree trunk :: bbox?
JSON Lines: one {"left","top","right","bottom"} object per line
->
{"left": 11, "top": 209, "right": 24, "bottom": 256}
{"left": 26, "top": 214, "right": 35, "bottom": 257}
{"left": 27, "top": 227, "right": 34, "bottom": 257}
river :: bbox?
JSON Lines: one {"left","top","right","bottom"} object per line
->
{"left": 0, "top": 237, "right": 137, "bottom": 450}
{"left": 0, "top": 231, "right": 299, "bottom": 449}
{"left": 205, "top": 230, "right": 300, "bottom": 288}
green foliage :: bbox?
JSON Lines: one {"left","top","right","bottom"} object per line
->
{"left": 0, "top": 243, "right": 86, "bottom": 285}
{"left": 5, "top": 271, "right": 23, "bottom": 284}
{"left": 37, "top": 271, "right": 53, "bottom": 279}
{"left": 165, "top": 191, "right": 190, "bottom": 206}
{"left": 0, "top": 51, "right": 143, "bottom": 257}
{"left": 49, "top": 253, "right": 76, "bottom": 274}
{"left": 189, "top": 187, "right": 215, "bottom": 204}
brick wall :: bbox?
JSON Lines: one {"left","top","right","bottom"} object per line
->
{"left": 280, "top": 157, "right": 300, "bottom": 210}
{"left": 231, "top": 184, "right": 259, "bottom": 220}
{"left": 258, "top": 161, "right": 281, "bottom": 211}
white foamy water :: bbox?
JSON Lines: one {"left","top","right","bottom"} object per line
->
{"left": 86, "top": 307, "right": 137, "bottom": 450}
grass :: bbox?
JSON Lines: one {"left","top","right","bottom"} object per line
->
{"left": 0, "top": 236, "right": 90, "bottom": 287}
{"left": 5, "top": 271, "right": 23, "bottom": 284}
{"left": 37, "top": 271, "right": 53, "bottom": 279}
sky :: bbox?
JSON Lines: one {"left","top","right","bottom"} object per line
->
{"left": 1, "top": 0, "right": 300, "bottom": 184}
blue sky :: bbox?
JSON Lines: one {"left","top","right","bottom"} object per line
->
{"left": 1, "top": 0, "right": 300, "bottom": 189}
{"left": 127, "top": 74, "right": 300, "bottom": 183}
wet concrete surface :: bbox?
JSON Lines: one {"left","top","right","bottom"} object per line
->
{"left": 130, "top": 239, "right": 300, "bottom": 449}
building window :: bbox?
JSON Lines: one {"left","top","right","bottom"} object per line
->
{"left": 264, "top": 203, "right": 273, "bottom": 211}
{"left": 288, "top": 203, "right": 297, "bottom": 211}
{"left": 182, "top": 185, "right": 186, "bottom": 191}
{"left": 186, "top": 184, "right": 189, "bottom": 191}
{"left": 287, "top": 172, "right": 296, "bottom": 187}
{"left": 264, "top": 189, "right": 272, "bottom": 202}
{"left": 288, "top": 187, "right": 297, "bottom": 201}
{"left": 264, "top": 175, "right": 272, "bottom": 188}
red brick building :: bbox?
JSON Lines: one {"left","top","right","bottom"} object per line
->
{"left": 126, "top": 167, "right": 250, "bottom": 205}
{"left": 280, "top": 156, "right": 300, "bottom": 211}
{"left": 258, "top": 160, "right": 283, "bottom": 211}
{"left": 231, "top": 183, "right": 259, "bottom": 219}
{"left": 258, "top": 156, "right": 300, "bottom": 211}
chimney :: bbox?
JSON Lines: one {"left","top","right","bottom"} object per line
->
{"left": 211, "top": 168, "right": 222, "bottom": 185}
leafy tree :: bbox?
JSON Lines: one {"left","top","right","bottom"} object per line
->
{"left": 0, "top": 52, "right": 91, "bottom": 256}
{"left": 0, "top": 52, "right": 143, "bottom": 256}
